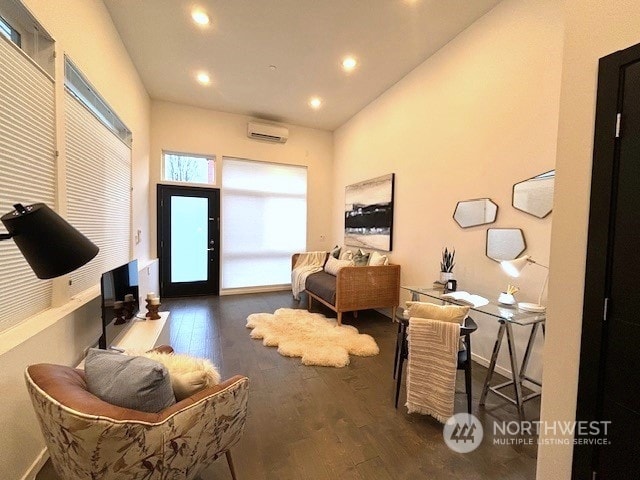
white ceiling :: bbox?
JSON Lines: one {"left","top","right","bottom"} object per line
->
{"left": 103, "top": 0, "right": 501, "bottom": 131}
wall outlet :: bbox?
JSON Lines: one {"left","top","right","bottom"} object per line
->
{"left": 320, "top": 234, "right": 326, "bottom": 241}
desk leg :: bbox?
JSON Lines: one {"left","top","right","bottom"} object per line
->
{"left": 505, "top": 323, "right": 525, "bottom": 418}
{"left": 519, "top": 322, "right": 540, "bottom": 382}
{"left": 480, "top": 321, "right": 506, "bottom": 405}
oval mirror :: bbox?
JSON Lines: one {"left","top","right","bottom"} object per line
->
{"left": 486, "top": 228, "right": 526, "bottom": 261}
{"left": 453, "top": 198, "right": 498, "bottom": 228}
{"left": 512, "top": 170, "right": 555, "bottom": 218}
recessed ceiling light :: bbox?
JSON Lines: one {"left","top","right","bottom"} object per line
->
{"left": 196, "top": 72, "right": 211, "bottom": 85}
{"left": 342, "top": 56, "right": 357, "bottom": 72}
{"left": 309, "top": 97, "right": 322, "bottom": 109}
{"left": 192, "top": 9, "right": 210, "bottom": 26}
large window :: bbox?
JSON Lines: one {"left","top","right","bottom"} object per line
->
{"left": 221, "top": 158, "right": 307, "bottom": 289}
{"left": 0, "top": 28, "right": 55, "bottom": 332}
{"left": 65, "top": 57, "right": 132, "bottom": 146}
{"left": 0, "top": 15, "right": 20, "bottom": 47}
{"left": 64, "top": 58, "right": 132, "bottom": 296}
{"left": 163, "top": 152, "right": 215, "bottom": 185}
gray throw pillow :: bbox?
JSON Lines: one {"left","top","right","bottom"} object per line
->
{"left": 353, "top": 249, "right": 370, "bottom": 266}
{"left": 84, "top": 348, "right": 176, "bottom": 413}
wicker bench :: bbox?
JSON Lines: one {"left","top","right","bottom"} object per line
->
{"left": 292, "top": 253, "right": 401, "bottom": 325}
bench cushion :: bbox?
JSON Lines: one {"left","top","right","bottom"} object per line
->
{"left": 305, "top": 271, "right": 336, "bottom": 305}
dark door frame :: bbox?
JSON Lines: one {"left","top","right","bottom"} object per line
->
{"left": 157, "top": 184, "right": 220, "bottom": 297}
{"left": 573, "top": 41, "right": 640, "bottom": 479}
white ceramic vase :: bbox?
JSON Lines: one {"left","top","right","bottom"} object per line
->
{"left": 439, "top": 272, "right": 454, "bottom": 284}
{"left": 498, "top": 292, "right": 516, "bottom": 305}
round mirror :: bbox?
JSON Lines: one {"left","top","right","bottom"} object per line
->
{"left": 486, "top": 228, "right": 526, "bottom": 261}
{"left": 512, "top": 170, "right": 555, "bottom": 218}
{"left": 453, "top": 198, "right": 498, "bottom": 228}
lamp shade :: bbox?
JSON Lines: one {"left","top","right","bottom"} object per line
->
{"left": 1, "top": 203, "right": 99, "bottom": 279}
{"left": 500, "top": 255, "right": 531, "bottom": 278}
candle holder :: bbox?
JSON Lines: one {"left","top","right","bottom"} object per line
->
{"left": 123, "top": 299, "right": 135, "bottom": 319}
{"left": 145, "top": 298, "right": 161, "bottom": 320}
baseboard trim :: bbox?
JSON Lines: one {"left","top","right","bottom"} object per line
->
{"left": 22, "top": 448, "right": 48, "bottom": 480}
{"left": 220, "top": 285, "right": 290, "bottom": 296}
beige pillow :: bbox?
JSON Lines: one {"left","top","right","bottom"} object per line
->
{"left": 324, "top": 255, "right": 354, "bottom": 275}
{"left": 339, "top": 249, "right": 353, "bottom": 261}
{"left": 368, "top": 251, "right": 389, "bottom": 266}
{"left": 141, "top": 351, "right": 221, "bottom": 401}
{"left": 406, "top": 301, "right": 469, "bottom": 324}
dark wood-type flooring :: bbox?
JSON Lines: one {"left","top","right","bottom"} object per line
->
{"left": 38, "top": 291, "right": 539, "bottom": 480}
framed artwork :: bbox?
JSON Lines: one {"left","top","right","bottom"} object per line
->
{"left": 344, "top": 173, "right": 395, "bottom": 251}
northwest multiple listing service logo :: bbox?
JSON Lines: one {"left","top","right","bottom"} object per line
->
{"left": 443, "top": 413, "right": 484, "bottom": 453}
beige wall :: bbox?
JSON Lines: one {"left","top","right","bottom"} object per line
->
{"left": 150, "top": 101, "right": 334, "bottom": 263}
{"left": 538, "top": 1, "right": 640, "bottom": 478}
{"left": 1, "top": 1, "right": 151, "bottom": 478}
{"left": 333, "top": 0, "right": 563, "bottom": 381}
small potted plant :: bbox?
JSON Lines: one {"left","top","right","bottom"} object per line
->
{"left": 440, "top": 247, "right": 455, "bottom": 284}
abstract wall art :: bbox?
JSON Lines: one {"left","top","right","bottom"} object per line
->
{"left": 344, "top": 173, "right": 395, "bottom": 251}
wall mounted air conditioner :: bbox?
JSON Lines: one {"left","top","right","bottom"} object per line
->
{"left": 247, "top": 121, "right": 289, "bottom": 143}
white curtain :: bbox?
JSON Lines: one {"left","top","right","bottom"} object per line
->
{"left": 0, "top": 37, "right": 55, "bottom": 332}
{"left": 221, "top": 158, "right": 307, "bottom": 289}
{"left": 65, "top": 89, "right": 131, "bottom": 296}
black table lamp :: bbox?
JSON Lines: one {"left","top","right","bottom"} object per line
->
{"left": 0, "top": 203, "right": 99, "bottom": 279}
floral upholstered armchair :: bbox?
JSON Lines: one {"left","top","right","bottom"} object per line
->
{"left": 25, "top": 361, "right": 249, "bottom": 480}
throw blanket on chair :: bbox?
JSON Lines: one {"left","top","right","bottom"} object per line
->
{"left": 406, "top": 317, "right": 460, "bottom": 423}
{"left": 291, "top": 251, "right": 326, "bottom": 300}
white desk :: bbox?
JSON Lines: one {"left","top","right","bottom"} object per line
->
{"left": 402, "top": 287, "right": 545, "bottom": 418}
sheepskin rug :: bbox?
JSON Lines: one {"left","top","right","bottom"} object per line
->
{"left": 246, "top": 308, "right": 379, "bottom": 367}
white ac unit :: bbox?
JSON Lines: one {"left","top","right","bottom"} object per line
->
{"left": 247, "top": 121, "right": 289, "bottom": 143}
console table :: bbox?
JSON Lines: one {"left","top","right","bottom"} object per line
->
{"left": 402, "top": 286, "right": 545, "bottom": 418}
{"left": 111, "top": 311, "right": 171, "bottom": 352}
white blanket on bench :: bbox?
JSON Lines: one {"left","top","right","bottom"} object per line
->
{"left": 291, "top": 251, "right": 326, "bottom": 300}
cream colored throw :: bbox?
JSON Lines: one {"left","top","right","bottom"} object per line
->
{"left": 291, "top": 251, "right": 326, "bottom": 300}
{"left": 406, "top": 317, "right": 460, "bottom": 423}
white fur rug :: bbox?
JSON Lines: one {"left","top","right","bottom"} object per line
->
{"left": 246, "top": 308, "right": 379, "bottom": 367}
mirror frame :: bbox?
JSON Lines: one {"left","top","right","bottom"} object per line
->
{"left": 512, "top": 170, "right": 555, "bottom": 219}
{"left": 453, "top": 198, "right": 498, "bottom": 228}
{"left": 485, "top": 228, "right": 526, "bottom": 262}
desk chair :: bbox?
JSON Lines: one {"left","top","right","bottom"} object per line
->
{"left": 394, "top": 314, "right": 477, "bottom": 412}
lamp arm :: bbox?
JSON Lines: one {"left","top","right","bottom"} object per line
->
{"left": 537, "top": 269, "right": 549, "bottom": 307}
{"left": 528, "top": 258, "right": 549, "bottom": 269}
{"left": 0, "top": 233, "right": 13, "bottom": 241}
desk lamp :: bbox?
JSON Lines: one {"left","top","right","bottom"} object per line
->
{"left": 0, "top": 203, "right": 99, "bottom": 279}
{"left": 500, "top": 255, "right": 548, "bottom": 313}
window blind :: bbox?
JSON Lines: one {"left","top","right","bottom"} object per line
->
{"left": 0, "top": 36, "right": 55, "bottom": 332}
{"left": 221, "top": 157, "right": 307, "bottom": 289}
{"left": 65, "top": 90, "right": 131, "bottom": 296}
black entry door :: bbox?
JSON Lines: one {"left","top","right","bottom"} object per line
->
{"left": 576, "top": 46, "right": 640, "bottom": 479}
{"left": 157, "top": 185, "right": 220, "bottom": 297}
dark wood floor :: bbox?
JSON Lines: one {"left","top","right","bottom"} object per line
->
{"left": 38, "top": 291, "right": 539, "bottom": 480}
